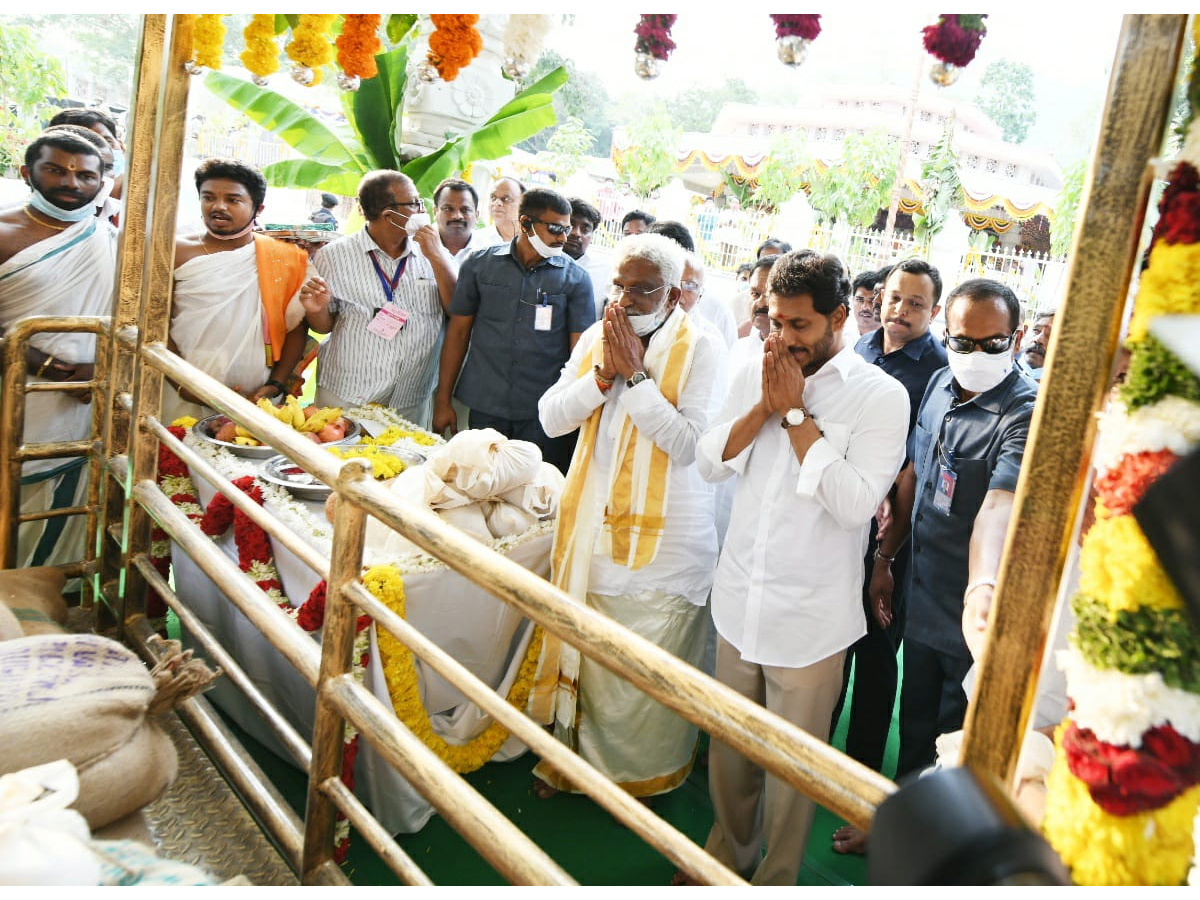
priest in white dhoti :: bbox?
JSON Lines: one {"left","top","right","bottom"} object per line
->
{"left": 531, "top": 233, "right": 722, "bottom": 798}
{"left": 0, "top": 130, "right": 117, "bottom": 567}
{"left": 166, "top": 158, "right": 328, "bottom": 423}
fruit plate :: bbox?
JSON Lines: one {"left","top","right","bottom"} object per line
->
{"left": 192, "top": 413, "right": 362, "bottom": 460}
{"left": 259, "top": 445, "right": 424, "bottom": 500}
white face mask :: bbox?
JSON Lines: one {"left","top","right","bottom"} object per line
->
{"left": 404, "top": 211, "right": 431, "bottom": 235}
{"left": 946, "top": 349, "right": 1013, "bottom": 394}
{"left": 526, "top": 226, "right": 564, "bottom": 259}
{"left": 627, "top": 300, "right": 669, "bottom": 337}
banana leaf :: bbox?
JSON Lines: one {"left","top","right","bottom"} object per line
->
{"left": 403, "top": 65, "right": 568, "bottom": 192}
{"left": 262, "top": 159, "right": 365, "bottom": 195}
{"left": 204, "top": 70, "right": 363, "bottom": 168}
{"left": 348, "top": 38, "right": 414, "bottom": 171}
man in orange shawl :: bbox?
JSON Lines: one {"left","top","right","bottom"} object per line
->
{"left": 530, "top": 233, "right": 723, "bottom": 798}
{"left": 166, "top": 157, "right": 329, "bottom": 421}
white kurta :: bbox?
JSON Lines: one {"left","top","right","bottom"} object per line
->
{"left": 166, "top": 244, "right": 306, "bottom": 422}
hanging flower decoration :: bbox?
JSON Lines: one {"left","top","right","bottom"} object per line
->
{"left": 426, "top": 14, "right": 484, "bottom": 84}
{"left": 502, "top": 14, "right": 552, "bottom": 80}
{"left": 241, "top": 14, "right": 281, "bottom": 86}
{"left": 769, "top": 15, "right": 820, "bottom": 67}
{"left": 922, "top": 14, "right": 988, "bottom": 87}
{"left": 335, "top": 14, "right": 383, "bottom": 90}
{"left": 187, "top": 14, "right": 227, "bottom": 75}
{"left": 633, "top": 14, "right": 677, "bottom": 80}
{"left": 286, "top": 14, "right": 337, "bottom": 87}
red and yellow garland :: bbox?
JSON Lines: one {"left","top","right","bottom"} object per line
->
{"left": 427, "top": 14, "right": 483, "bottom": 83}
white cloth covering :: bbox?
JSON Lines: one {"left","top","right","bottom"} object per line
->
{"left": 697, "top": 345, "right": 910, "bottom": 667}
{"left": 166, "top": 243, "right": 308, "bottom": 423}
{"left": 0, "top": 217, "right": 115, "bottom": 477}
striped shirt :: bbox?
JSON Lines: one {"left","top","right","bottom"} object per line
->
{"left": 313, "top": 227, "right": 445, "bottom": 409}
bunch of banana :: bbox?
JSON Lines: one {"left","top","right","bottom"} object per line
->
{"left": 256, "top": 395, "right": 306, "bottom": 429}
{"left": 298, "top": 405, "right": 343, "bottom": 434}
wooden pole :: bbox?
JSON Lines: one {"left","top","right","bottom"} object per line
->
{"left": 961, "top": 14, "right": 1187, "bottom": 785}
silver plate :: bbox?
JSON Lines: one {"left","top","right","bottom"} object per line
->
{"left": 192, "top": 413, "right": 362, "bottom": 459}
{"left": 259, "top": 444, "right": 423, "bottom": 500}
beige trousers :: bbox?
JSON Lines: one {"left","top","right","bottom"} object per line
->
{"left": 704, "top": 636, "right": 846, "bottom": 885}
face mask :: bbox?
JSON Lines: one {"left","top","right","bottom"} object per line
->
{"left": 207, "top": 220, "right": 256, "bottom": 241}
{"left": 946, "top": 349, "right": 1013, "bottom": 394}
{"left": 92, "top": 177, "right": 114, "bottom": 212}
{"left": 526, "top": 226, "right": 564, "bottom": 259}
{"left": 628, "top": 300, "right": 669, "bottom": 337}
{"left": 1027, "top": 365, "right": 1044, "bottom": 382}
{"left": 111, "top": 146, "right": 125, "bottom": 177}
{"left": 28, "top": 186, "right": 96, "bottom": 223}
{"left": 404, "top": 211, "right": 431, "bottom": 235}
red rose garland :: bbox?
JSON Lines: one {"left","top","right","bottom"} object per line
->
{"left": 1093, "top": 449, "right": 1181, "bottom": 518}
{"left": 769, "top": 14, "right": 821, "bottom": 41}
{"left": 634, "top": 14, "right": 677, "bottom": 61}
{"left": 922, "top": 14, "right": 988, "bottom": 68}
{"left": 1063, "top": 721, "right": 1200, "bottom": 816}
{"left": 1152, "top": 162, "right": 1200, "bottom": 249}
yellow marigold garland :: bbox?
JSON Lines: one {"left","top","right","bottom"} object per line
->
{"left": 427, "top": 14, "right": 484, "bottom": 83}
{"left": 1043, "top": 733, "right": 1200, "bottom": 885}
{"left": 241, "top": 14, "right": 280, "bottom": 79}
{"left": 192, "top": 14, "right": 227, "bottom": 70}
{"left": 1079, "top": 513, "right": 1186, "bottom": 615}
{"left": 368, "top": 563, "right": 546, "bottom": 773}
{"left": 336, "top": 14, "right": 382, "bottom": 80}
{"left": 1128, "top": 242, "right": 1200, "bottom": 342}
{"left": 286, "top": 14, "right": 336, "bottom": 86}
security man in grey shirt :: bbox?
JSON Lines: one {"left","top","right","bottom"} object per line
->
{"left": 878, "top": 278, "right": 1038, "bottom": 779}
{"left": 433, "top": 187, "right": 595, "bottom": 472}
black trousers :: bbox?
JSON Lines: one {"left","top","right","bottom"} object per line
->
{"left": 896, "top": 637, "right": 974, "bottom": 780}
{"left": 467, "top": 409, "right": 577, "bottom": 475}
{"left": 829, "top": 528, "right": 908, "bottom": 772}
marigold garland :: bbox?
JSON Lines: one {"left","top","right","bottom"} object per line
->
{"left": 240, "top": 14, "right": 280, "bottom": 79}
{"left": 286, "top": 14, "right": 337, "bottom": 86}
{"left": 1127, "top": 241, "right": 1200, "bottom": 342}
{"left": 192, "top": 14, "right": 227, "bottom": 71}
{"left": 372, "top": 562, "right": 546, "bottom": 773}
{"left": 1079, "top": 514, "right": 1186, "bottom": 615}
{"left": 1043, "top": 738, "right": 1200, "bottom": 885}
{"left": 336, "top": 14, "right": 383, "bottom": 80}
{"left": 1072, "top": 593, "right": 1200, "bottom": 693}
{"left": 427, "top": 14, "right": 483, "bottom": 83}
{"left": 1093, "top": 449, "right": 1181, "bottom": 517}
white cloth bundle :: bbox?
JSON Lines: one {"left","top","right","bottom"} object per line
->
{"left": 482, "top": 501, "right": 538, "bottom": 538}
{"left": 498, "top": 462, "right": 565, "bottom": 520}
{"left": 0, "top": 760, "right": 100, "bottom": 885}
{"left": 425, "top": 429, "right": 542, "bottom": 500}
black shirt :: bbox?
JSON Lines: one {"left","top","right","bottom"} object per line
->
{"left": 854, "top": 328, "right": 948, "bottom": 436}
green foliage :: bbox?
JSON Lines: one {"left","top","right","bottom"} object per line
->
{"left": 1071, "top": 593, "right": 1200, "bottom": 693}
{"left": 975, "top": 59, "right": 1037, "bottom": 144}
{"left": 1119, "top": 335, "right": 1200, "bottom": 411}
{"left": 667, "top": 79, "right": 757, "bottom": 132}
{"left": 0, "top": 22, "right": 67, "bottom": 171}
{"left": 386, "top": 14, "right": 419, "bottom": 45}
{"left": 545, "top": 116, "right": 595, "bottom": 179}
{"left": 519, "top": 49, "right": 612, "bottom": 155}
{"left": 204, "top": 43, "right": 566, "bottom": 198}
{"left": 615, "top": 106, "right": 680, "bottom": 196}
{"left": 1050, "top": 159, "right": 1087, "bottom": 257}
{"left": 807, "top": 130, "right": 896, "bottom": 227}
{"left": 913, "top": 121, "right": 964, "bottom": 242}
{"left": 751, "top": 130, "right": 814, "bottom": 211}
{"left": 9, "top": 15, "right": 137, "bottom": 93}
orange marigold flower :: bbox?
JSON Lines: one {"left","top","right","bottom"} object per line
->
{"left": 337, "top": 14, "right": 382, "bottom": 80}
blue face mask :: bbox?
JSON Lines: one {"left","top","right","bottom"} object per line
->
{"left": 111, "top": 146, "right": 125, "bottom": 177}
{"left": 28, "top": 186, "right": 96, "bottom": 223}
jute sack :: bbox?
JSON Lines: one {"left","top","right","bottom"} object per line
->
{"left": 0, "top": 567, "right": 67, "bottom": 636}
{"left": 0, "top": 634, "right": 214, "bottom": 829}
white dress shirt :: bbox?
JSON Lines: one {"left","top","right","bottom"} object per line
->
{"left": 697, "top": 345, "right": 910, "bottom": 667}
{"left": 697, "top": 291, "right": 737, "bottom": 348}
{"left": 539, "top": 312, "right": 723, "bottom": 605}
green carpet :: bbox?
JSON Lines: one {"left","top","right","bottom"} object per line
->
{"left": 199, "top": 645, "right": 898, "bottom": 887}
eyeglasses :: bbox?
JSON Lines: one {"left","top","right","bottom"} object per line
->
{"left": 530, "top": 217, "right": 571, "bottom": 236}
{"left": 491, "top": 194, "right": 518, "bottom": 205}
{"left": 384, "top": 199, "right": 424, "bottom": 212}
{"left": 681, "top": 280, "right": 702, "bottom": 294}
{"left": 943, "top": 333, "right": 1016, "bottom": 355}
{"left": 608, "top": 284, "right": 670, "bottom": 301}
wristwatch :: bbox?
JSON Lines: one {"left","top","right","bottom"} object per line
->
{"left": 626, "top": 371, "right": 650, "bottom": 389}
{"left": 781, "top": 407, "right": 807, "bottom": 428}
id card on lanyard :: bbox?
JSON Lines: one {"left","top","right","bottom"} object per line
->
{"left": 933, "top": 446, "right": 956, "bottom": 515}
{"left": 367, "top": 250, "right": 409, "bottom": 341}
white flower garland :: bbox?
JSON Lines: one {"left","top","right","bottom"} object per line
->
{"left": 503, "top": 14, "right": 552, "bottom": 66}
{"left": 1059, "top": 645, "right": 1200, "bottom": 746}
{"left": 1093, "top": 395, "right": 1200, "bottom": 474}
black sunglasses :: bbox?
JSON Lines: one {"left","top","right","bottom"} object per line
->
{"left": 529, "top": 217, "right": 571, "bottom": 236}
{"left": 943, "top": 333, "right": 1016, "bottom": 355}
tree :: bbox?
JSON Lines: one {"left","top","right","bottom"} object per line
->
{"left": 667, "top": 79, "right": 757, "bottom": 132}
{"left": 913, "top": 121, "right": 964, "bottom": 242}
{"left": 975, "top": 59, "right": 1037, "bottom": 144}
{"left": 519, "top": 49, "right": 613, "bottom": 155}
{"left": 12, "top": 15, "right": 137, "bottom": 102}
{"left": 751, "top": 129, "right": 814, "bottom": 211}
{"left": 1050, "top": 159, "right": 1087, "bottom": 257}
{"left": 807, "top": 130, "right": 896, "bottom": 227}
{"left": 615, "top": 105, "right": 680, "bottom": 196}
{"left": 545, "top": 116, "right": 594, "bottom": 180}
{"left": 0, "top": 22, "right": 66, "bottom": 171}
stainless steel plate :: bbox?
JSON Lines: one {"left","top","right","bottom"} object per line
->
{"left": 259, "top": 443, "right": 423, "bottom": 500}
{"left": 192, "top": 413, "right": 362, "bottom": 459}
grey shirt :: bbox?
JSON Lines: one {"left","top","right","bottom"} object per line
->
{"left": 905, "top": 366, "right": 1038, "bottom": 657}
{"left": 450, "top": 243, "right": 596, "bottom": 420}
